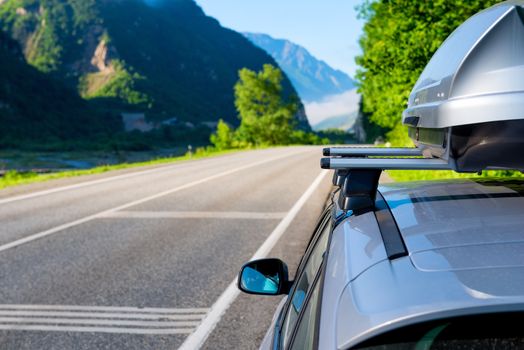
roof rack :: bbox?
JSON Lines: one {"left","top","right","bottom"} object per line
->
{"left": 323, "top": 147, "right": 423, "bottom": 157}
{"left": 322, "top": 146, "right": 453, "bottom": 214}
{"left": 322, "top": 156, "right": 451, "bottom": 170}
{"left": 322, "top": 146, "right": 453, "bottom": 170}
{"left": 324, "top": 148, "right": 412, "bottom": 260}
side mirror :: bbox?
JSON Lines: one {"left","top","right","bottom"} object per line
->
{"left": 238, "top": 258, "right": 290, "bottom": 295}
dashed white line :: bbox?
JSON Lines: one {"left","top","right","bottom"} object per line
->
{"left": 178, "top": 169, "right": 329, "bottom": 350}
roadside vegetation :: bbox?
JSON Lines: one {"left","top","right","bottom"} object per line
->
{"left": 387, "top": 170, "right": 524, "bottom": 182}
{"left": 0, "top": 148, "right": 242, "bottom": 190}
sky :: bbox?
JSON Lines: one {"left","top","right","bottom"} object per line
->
{"left": 194, "top": 0, "right": 365, "bottom": 77}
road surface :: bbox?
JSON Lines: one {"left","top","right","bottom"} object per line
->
{"left": 0, "top": 146, "right": 333, "bottom": 349}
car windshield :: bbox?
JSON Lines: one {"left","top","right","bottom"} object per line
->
{"left": 353, "top": 312, "right": 524, "bottom": 350}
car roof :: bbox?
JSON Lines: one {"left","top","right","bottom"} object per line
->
{"left": 321, "top": 178, "right": 524, "bottom": 349}
{"left": 381, "top": 178, "right": 524, "bottom": 271}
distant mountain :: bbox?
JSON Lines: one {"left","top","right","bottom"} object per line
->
{"left": 0, "top": 0, "right": 309, "bottom": 148}
{"left": 244, "top": 33, "right": 355, "bottom": 103}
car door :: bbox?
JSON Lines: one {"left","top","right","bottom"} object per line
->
{"left": 276, "top": 206, "right": 333, "bottom": 349}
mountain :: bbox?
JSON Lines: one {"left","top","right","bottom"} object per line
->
{"left": 0, "top": 0, "right": 309, "bottom": 149}
{"left": 244, "top": 33, "right": 355, "bottom": 103}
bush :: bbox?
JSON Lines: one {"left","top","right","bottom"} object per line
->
{"left": 210, "top": 119, "right": 235, "bottom": 150}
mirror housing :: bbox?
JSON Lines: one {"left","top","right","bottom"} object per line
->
{"left": 237, "top": 258, "right": 290, "bottom": 295}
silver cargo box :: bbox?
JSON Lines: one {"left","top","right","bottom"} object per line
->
{"left": 403, "top": 1, "right": 524, "bottom": 172}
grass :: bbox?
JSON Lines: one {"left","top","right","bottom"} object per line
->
{"left": 387, "top": 169, "right": 524, "bottom": 182}
{"left": 0, "top": 147, "right": 244, "bottom": 190}
{"left": 373, "top": 143, "right": 524, "bottom": 182}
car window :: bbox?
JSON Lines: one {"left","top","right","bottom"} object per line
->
{"left": 289, "top": 277, "right": 321, "bottom": 350}
{"left": 280, "top": 218, "right": 331, "bottom": 348}
{"left": 353, "top": 312, "right": 524, "bottom": 350}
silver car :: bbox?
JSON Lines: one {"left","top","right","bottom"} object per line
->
{"left": 237, "top": 1, "right": 524, "bottom": 349}
{"left": 238, "top": 178, "right": 524, "bottom": 349}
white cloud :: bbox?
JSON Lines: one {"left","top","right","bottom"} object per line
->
{"left": 305, "top": 89, "right": 360, "bottom": 125}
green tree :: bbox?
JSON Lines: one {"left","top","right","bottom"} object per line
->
{"left": 356, "top": 0, "right": 501, "bottom": 145}
{"left": 234, "top": 64, "right": 298, "bottom": 146}
{"left": 210, "top": 119, "right": 235, "bottom": 150}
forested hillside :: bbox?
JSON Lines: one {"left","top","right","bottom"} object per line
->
{"left": 0, "top": 30, "right": 120, "bottom": 148}
{"left": 0, "top": 0, "right": 308, "bottom": 149}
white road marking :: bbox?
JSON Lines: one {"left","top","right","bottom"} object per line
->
{"left": 0, "top": 304, "right": 210, "bottom": 335}
{"left": 0, "top": 325, "right": 194, "bottom": 335}
{"left": 0, "top": 311, "right": 205, "bottom": 320}
{"left": 0, "top": 317, "right": 200, "bottom": 327}
{"left": 0, "top": 163, "right": 179, "bottom": 206}
{"left": 0, "top": 149, "right": 263, "bottom": 206}
{"left": 178, "top": 170, "right": 329, "bottom": 350}
{"left": 0, "top": 304, "right": 208, "bottom": 314}
{"left": 101, "top": 211, "right": 288, "bottom": 220}
{"left": 0, "top": 150, "right": 305, "bottom": 253}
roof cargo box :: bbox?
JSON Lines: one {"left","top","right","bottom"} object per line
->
{"left": 403, "top": 1, "right": 524, "bottom": 172}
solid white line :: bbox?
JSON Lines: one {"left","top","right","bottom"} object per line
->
{"left": 178, "top": 169, "right": 329, "bottom": 350}
{"left": 0, "top": 324, "right": 194, "bottom": 334}
{"left": 0, "top": 310, "right": 205, "bottom": 320}
{"left": 0, "top": 304, "right": 209, "bottom": 314}
{"left": 0, "top": 164, "right": 180, "bottom": 206}
{"left": 101, "top": 211, "right": 288, "bottom": 220}
{"left": 0, "top": 149, "right": 266, "bottom": 206}
{"left": 0, "top": 317, "right": 201, "bottom": 328}
{"left": 0, "top": 150, "right": 305, "bottom": 253}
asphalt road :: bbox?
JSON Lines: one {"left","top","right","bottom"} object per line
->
{"left": 0, "top": 146, "right": 333, "bottom": 349}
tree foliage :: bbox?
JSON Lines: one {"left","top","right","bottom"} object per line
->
{"left": 210, "top": 119, "right": 235, "bottom": 150}
{"left": 80, "top": 60, "right": 151, "bottom": 106}
{"left": 234, "top": 64, "right": 298, "bottom": 146}
{"left": 210, "top": 65, "right": 327, "bottom": 149}
{"left": 356, "top": 0, "right": 501, "bottom": 145}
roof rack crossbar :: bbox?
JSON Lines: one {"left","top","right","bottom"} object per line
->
{"left": 321, "top": 157, "right": 451, "bottom": 170}
{"left": 323, "top": 147, "right": 423, "bottom": 157}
